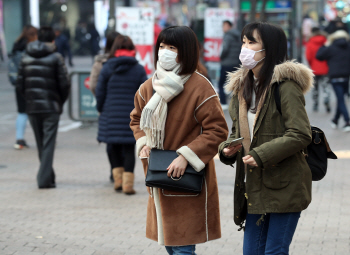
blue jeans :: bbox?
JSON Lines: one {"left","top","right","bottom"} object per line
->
{"left": 165, "top": 245, "right": 196, "bottom": 255}
{"left": 243, "top": 212, "right": 301, "bottom": 255}
{"left": 332, "top": 81, "right": 350, "bottom": 123}
{"left": 16, "top": 113, "right": 28, "bottom": 140}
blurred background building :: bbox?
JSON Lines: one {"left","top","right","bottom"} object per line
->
{"left": 1, "top": 0, "right": 350, "bottom": 61}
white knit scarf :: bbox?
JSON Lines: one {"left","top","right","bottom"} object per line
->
{"left": 140, "top": 62, "right": 191, "bottom": 149}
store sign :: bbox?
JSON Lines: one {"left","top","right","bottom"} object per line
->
{"left": 204, "top": 8, "right": 234, "bottom": 62}
{"left": 79, "top": 74, "right": 98, "bottom": 119}
{"left": 117, "top": 7, "right": 154, "bottom": 75}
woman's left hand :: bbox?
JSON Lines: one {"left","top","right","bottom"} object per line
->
{"left": 242, "top": 155, "right": 258, "bottom": 167}
{"left": 167, "top": 155, "right": 188, "bottom": 178}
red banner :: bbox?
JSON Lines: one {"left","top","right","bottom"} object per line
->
{"left": 204, "top": 38, "right": 222, "bottom": 62}
{"left": 136, "top": 45, "right": 153, "bottom": 75}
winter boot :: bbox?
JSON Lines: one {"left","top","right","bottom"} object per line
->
{"left": 112, "top": 167, "right": 124, "bottom": 191}
{"left": 122, "top": 172, "right": 136, "bottom": 195}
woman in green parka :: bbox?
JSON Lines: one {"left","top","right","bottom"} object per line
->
{"left": 218, "top": 22, "right": 314, "bottom": 255}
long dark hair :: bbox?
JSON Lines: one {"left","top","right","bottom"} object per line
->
{"left": 242, "top": 22, "right": 288, "bottom": 113}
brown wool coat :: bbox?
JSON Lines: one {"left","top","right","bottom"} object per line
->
{"left": 130, "top": 71, "right": 228, "bottom": 246}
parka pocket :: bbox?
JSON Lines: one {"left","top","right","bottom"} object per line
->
{"left": 262, "top": 163, "right": 290, "bottom": 190}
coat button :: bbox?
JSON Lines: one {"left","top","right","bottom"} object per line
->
{"left": 236, "top": 216, "right": 239, "bottom": 218}
{"left": 248, "top": 203, "right": 252, "bottom": 206}
{"left": 244, "top": 193, "right": 248, "bottom": 199}
{"left": 233, "top": 117, "right": 236, "bottom": 120}
{"left": 250, "top": 169, "right": 253, "bottom": 172}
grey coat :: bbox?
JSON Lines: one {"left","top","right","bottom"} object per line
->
{"left": 220, "top": 28, "right": 241, "bottom": 67}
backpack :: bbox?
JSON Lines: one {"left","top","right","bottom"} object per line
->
{"left": 8, "top": 51, "right": 24, "bottom": 86}
{"left": 274, "top": 82, "right": 337, "bottom": 181}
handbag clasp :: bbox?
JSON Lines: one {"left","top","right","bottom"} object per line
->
{"left": 171, "top": 175, "right": 182, "bottom": 181}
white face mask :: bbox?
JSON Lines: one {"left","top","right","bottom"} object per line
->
{"left": 239, "top": 47, "right": 265, "bottom": 69}
{"left": 158, "top": 49, "right": 178, "bottom": 70}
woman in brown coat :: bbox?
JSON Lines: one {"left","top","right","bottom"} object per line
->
{"left": 130, "top": 26, "right": 228, "bottom": 254}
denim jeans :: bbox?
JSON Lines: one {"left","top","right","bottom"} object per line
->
{"left": 165, "top": 245, "right": 196, "bottom": 255}
{"left": 331, "top": 81, "right": 350, "bottom": 123}
{"left": 243, "top": 212, "right": 301, "bottom": 255}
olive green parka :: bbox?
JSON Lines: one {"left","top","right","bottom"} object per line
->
{"left": 218, "top": 61, "right": 314, "bottom": 226}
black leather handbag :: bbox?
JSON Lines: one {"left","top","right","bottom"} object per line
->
{"left": 145, "top": 149, "right": 205, "bottom": 193}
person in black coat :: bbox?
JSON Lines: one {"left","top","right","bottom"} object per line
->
{"left": 96, "top": 35, "right": 147, "bottom": 194}
{"left": 11, "top": 25, "right": 38, "bottom": 149}
{"left": 17, "top": 27, "right": 71, "bottom": 188}
{"left": 316, "top": 30, "right": 350, "bottom": 132}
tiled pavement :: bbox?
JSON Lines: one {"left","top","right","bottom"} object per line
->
{"left": 0, "top": 58, "right": 349, "bottom": 255}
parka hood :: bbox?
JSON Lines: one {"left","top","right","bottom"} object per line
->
{"left": 26, "top": 41, "right": 56, "bottom": 58}
{"left": 326, "top": 30, "right": 350, "bottom": 46}
{"left": 224, "top": 60, "right": 314, "bottom": 95}
{"left": 107, "top": 56, "right": 138, "bottom": 74}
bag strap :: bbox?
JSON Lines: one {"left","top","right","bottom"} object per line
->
{"left": 274, "top": 82, "right": 282, "bottom": 115}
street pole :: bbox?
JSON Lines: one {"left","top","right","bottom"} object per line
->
{"left": 107, "top": 0, "right": 116, "bottom": 34}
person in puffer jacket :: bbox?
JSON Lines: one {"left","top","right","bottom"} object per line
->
{"left": 316, "top": 29, "right": 350, "bottom": 132}
{"left": 96, "top": 35, "right": 147, "bottom": 194}
{"left": 17, "top": 26, "right": 70, "bottom": 189}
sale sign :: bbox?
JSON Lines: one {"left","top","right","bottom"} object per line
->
{"left": 204, "top": 8, "right": 234, "bottom": 62}
{"left": 116, "top": 7, "right": 154, "bottom": 75}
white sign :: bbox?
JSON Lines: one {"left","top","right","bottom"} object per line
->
{"left": 204, "top": 8, "right": 234, "bottom": 62}
{"left": 117, "top": 7, "right": 154, "bottom": 45}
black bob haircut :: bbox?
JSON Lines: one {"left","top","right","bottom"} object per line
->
{"left": 241, "top": 22, "right": 288, "bottom": 113}
{"left": 38, "top": 27, "right": 55, "bottom": 42}
{"left": 154, "top": 26, "right": 199, "bottom": 75}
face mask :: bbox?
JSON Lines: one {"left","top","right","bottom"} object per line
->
{"left": 239, "top": 47, "right": 265, "bottom": 69}
{"left": 158, "top": 49, "right": 178, "bottom": 70}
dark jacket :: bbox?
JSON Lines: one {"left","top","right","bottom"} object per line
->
{"left": 220, "top": 28, "right": 241, "bottom": 67}
{"left": 218, "top": 61, "right": 313, "bottom": 226}
{"left": 316, "top": 30, "right": 350, "bottom": 78}
{"left": 96, "top": 56, "right": 147, "bottom": 144}
{"left": 55, "top": 33, "right": 72, "bottom": 63}
{"left": 17, "top": 41, "right": 70, "bottom": 114}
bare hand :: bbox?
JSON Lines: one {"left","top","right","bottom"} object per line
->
{"left": 223, "top": 144, "right": 242, "bottom": 157}
{"left": 140, "top": 145, "right": 151, "bottom": 158}
{"left": 242, "top": 155, "right": 258, "bottom": 167}
{"left": 167, "top": 155, "right": 188, "bottom": 178}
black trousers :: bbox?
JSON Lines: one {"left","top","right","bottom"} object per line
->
{"left": 109, "top": 143, "right": 135, "bottom": 173}
{"left": 28, "top": 113, "right": 60, "bottom": 187}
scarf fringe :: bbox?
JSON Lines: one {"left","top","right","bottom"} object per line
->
{"left": 140, "top": 98, "right": 168, "bottom": 149}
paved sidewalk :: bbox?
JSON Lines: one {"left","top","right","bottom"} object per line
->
{"left": 0, "top": 57, "right": 349, "bottom": 254}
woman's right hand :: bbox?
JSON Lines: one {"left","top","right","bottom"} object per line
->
{"left": 140, "top": 145, "right": 151, "bottom": 158}
{"left": 223, "top": 144, "right": 242, "bottom": 157}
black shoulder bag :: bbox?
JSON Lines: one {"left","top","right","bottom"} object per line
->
{"left": 145, "top": 149, "right": 205, "bottom": 193}
{"left": 274, "top": 82, "right": 337, "bottom": 181}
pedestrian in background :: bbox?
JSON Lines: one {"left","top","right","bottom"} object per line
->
{"left": 218, "top": 20, "right": 241, "bottom": 108}
{"left": 130, "top": 26, "right": 228, "bottom": 254}
{"left": 17, "top": 27, "right": 70, "bottom": 189}
{"left": 305, "top": 27, "right": 331, "bottom": 112}
{"left": 10, "top": 25, "right": 37, "bottom": 150}
{"left": 54, "top": 26, "right": 74, "bottom": 67}
{"left": 90, "top": 31, "right": 120, "bottom": 183}
{"left": 316, "top": 29, "right": 350, "bottom": 132}
{"left": 90, "top": 31, "right": 120, "bottom": 95}
{"left": 218, "top": 22, "right": 313, "bottom": 254}
{"left": 96, "top": 35, "right": 147, "bottom": 194}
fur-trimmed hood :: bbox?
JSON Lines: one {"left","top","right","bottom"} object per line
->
{"left": 326, "top": 30, "right": 350, "bottom": 46}
{"left": 224, "top": 60, "right": 314, "bottom": 95}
